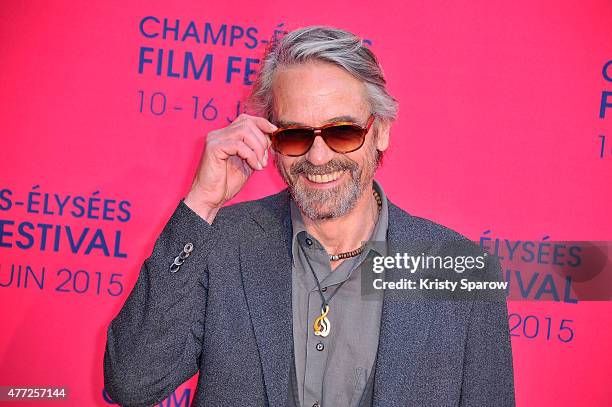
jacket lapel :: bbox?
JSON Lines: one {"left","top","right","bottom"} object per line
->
{"left": 371, "top": 202, "right": 436, "bottom": 406}
{"left": 239, "top": 189, "right": 294, "bottom": 407}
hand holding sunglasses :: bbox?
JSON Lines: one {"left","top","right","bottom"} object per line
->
{"left": 268, "top": 114, "right": 375, "bottom": 156}
{"left": 183, "top": 113, "right": 276, "bottom": 224}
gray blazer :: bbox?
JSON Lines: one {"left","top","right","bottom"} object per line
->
{"left": 103, "top": 189, "right": 515, "bottom": 407}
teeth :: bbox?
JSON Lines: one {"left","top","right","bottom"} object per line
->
{"left": 306, "top": 171, "right": 343, "bottom": 183}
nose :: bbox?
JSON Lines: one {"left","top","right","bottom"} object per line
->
{"left": 305, "top": 131, "right": 335, "bottom": 166}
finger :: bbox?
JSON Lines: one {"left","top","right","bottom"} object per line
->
{"left": 230, "top": 112, "right": 252, "bottom": 124}
{"left": 242, "top": 131, "right": 267, "bottom": 167}
{"left": 243, "top": 120, "right": 271, "bottom": 163}
{"left": 250, "top": 116, "right": 278, "bottom": 134}
{"left": 217, "top": 139, "right": 262, "bottom": 171}
{"left": 224, "top": 121, "right": 267, "bottom": 166}
{"left": 230, "top": 114, "right": 275, "bottom": 145}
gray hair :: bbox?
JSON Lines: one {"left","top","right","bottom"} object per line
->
{"left": 247, "top": 25, "right": 399, "bottom": 124}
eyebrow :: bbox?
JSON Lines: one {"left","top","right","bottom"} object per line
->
{"left": 275, "top": 115, "right": 360, "bottom": 128}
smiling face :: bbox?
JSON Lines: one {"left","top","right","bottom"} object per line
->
{"left": 271, "top": 60, "right": 390, "bottom": 220}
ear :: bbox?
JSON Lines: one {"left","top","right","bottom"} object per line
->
{"left": 375, "top": 118, "right": 391, "bottom": 152}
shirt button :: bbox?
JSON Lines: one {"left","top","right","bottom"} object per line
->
{"left": 305, "top": 237, "right": 313, "bottom": 246}
{"left": 312, "top": 403, "right": 320, "bottom": 407}
{"left": 321, "top": 286, "right": 327, "bottom": 292}
{"left": 316, "top": 342, "right": 325, "bottom": 351}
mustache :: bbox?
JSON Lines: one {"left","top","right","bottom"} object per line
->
{"left": 289, "top": 158, "right": 358, "bottom": 176}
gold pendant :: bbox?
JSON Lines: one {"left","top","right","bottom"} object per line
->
{"left": 313, "top": 304, "right": 331, "bottom": 337}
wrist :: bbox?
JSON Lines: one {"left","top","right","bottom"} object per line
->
{"left": 183, "top": 189, "right": 221, "bottom": 224}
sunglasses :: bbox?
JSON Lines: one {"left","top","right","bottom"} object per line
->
{"left": 268, "top": 114, "right": 375, "bottom": 156}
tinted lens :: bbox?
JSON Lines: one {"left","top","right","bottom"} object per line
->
{"left": 322, "top": 124, "right": 366, "bottom": 153}
{"left": 272, "top": 128, "right": 315, "bottom": 156}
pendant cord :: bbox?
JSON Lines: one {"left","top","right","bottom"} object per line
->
{"left": 298, "top": 238, "right": 347, "bottom": 310}
{"left": 298, "top": 187, "right": 382, "bottom": 311}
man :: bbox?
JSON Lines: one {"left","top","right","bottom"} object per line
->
{"left": 104, "top": 26, "right": 515, "bottom": 406}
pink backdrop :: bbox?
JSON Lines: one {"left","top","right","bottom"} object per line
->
{"left": 1, "top": 1, "right": 611, "bottom": 405}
